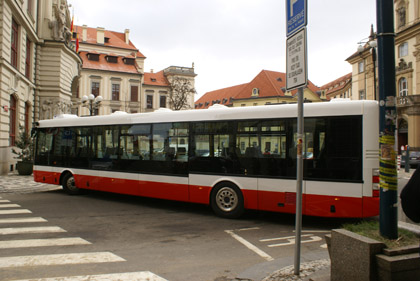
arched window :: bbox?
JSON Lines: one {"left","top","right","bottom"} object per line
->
{"left": 399, "top": 77, "right": 408, "bottom": 97}
{"left": 9, "top": 95, "right": 17, "bottom": 146}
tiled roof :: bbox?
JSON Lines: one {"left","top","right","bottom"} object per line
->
{"left": 195, "top": 70, "right": 321, "bottom": 109}
{"left": 79, "top": 51, "right": 140, "bottom": 74}
{"left": 74, "top": 25, "right": 146, "bottom": 58}
{"left": 320, "top": 72, "right": 352, "bottom": 96}
{"left": 195, "top": 84, "right": 247, "bottom": 109}
{"left": 143, "top": 71, "right": 169, "bottom": 87}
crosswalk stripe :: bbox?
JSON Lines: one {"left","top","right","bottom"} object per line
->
{"left": 0, "top": 252, "right": 126, "bottom": 268}
{"left": 0, "top": 204, "right": 21, "bottom": 208}
{"left": 11, "top": 271, "right": 168, "bottom": 281}
{"left": 0, "top": 237, "right": 91, "bottom": 249}
{"left": 0, "top": 209, "right": 32, "bottom": 215}
{"left": 0, "top": 217, "right": 47, "bottom": 224}
{"left": 0, "top": 226, "right": 66, "bottom": 235}
{"left": 0, "top": 200, "right": 11, "bottom": 203}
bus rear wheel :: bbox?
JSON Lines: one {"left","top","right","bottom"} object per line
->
{"left": 62, "top": 173, "right": 81, "bottom": 195}
{"left": 211, "top": 182, "right": 244, "bottom": 219}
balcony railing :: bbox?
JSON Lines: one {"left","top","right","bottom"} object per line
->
{"left": 396, "top": 95, "right": 420, "bottom": 107}
{"left": 163, "top": 66, "right": 196, "bottom": 76}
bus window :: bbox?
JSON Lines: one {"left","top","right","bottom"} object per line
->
{"left": 170, "top": 123, "right": 189, "bottom": 162}
{"left": 34, "top": 129, "right": 53, "bottom": 165}
{"left": 128, "top": 124, "right": 151, "bottom": 160}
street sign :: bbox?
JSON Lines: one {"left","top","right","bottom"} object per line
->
{"left": 286, "top": 28, "right": 307, "bottom": 90}
{"left": 286, "top": 0, "right": 307, "bottom": 37}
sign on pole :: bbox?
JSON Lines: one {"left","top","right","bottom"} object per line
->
{"left": 286, "top": 0, "right": 307, "bottom": 37}
{"left": 286, "top": 28, "right": 307, "bottom": 90}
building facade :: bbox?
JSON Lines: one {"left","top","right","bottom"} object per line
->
{"left": 319, "top": 73, "right": 352, "bottom": 100}
{"left": 73, "top": 25, "right": 196, "bottom": 115}
{"left": 0, "top": 0, "right": 81, "bottom": 175}
{"left": 346, "top": 1, "right": 420, "bottom": 152}
{"left": 195, "top": 70, "right": 326, "bottom": 109}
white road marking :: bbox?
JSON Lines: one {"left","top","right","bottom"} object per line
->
{"left": 0, "top": 226, "right": 66, "bottom": 235}
{"left": 320, "top": 243, "right": 328, "bottom": 248}
{"left": 237, "top": 227, "right": 260, "bottom": 231}
{"left": 0, "top": 252, "right": 125, "bottom": 268}
{"left": 11, "top": 271, "right": 168, "bottom": 281}
{"left": 0, "top": 217, "right": 47, "bottom": 224}
{"left": 0, "top": 204, "right": 21, "bottom": 208}
{"left": 0, "top": 209, "right": 32, "bottom": 215}
{"left": 267, "top": 235, "right": 323, "bottom": 247}
{"left": 225, "top": 230, "right": 274, "bottom": 261}
{"left": 0, "top": 237, "right": 91, "bottom": 249}
{"left": 260, "top": 234, "right": 313, "bottom": 242}
{"left": 0, "top": 200, "right": 11, "bottom": 203}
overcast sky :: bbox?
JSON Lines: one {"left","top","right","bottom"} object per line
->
{"left": 69, "top": 0, "right": 377, "bottom": 99}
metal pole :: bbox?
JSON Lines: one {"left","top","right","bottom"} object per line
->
{"left": 376, "top": 0, "right": 398, "bottom": 239}
{"left": 405, "top": 145, "right": 410, "bottom": 173}
{"left": 294, "top": 87, "right": 304, "bottom": 275}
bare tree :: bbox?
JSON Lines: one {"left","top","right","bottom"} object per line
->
{"left": 168, "top": 77, "right": 196, "bottom": 110}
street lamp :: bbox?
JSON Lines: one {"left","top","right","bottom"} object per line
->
{"left": 82, "top": 94, "right": 103, "bottom": 116}
{"left": 357, "top": 25, "right": 378, "bottom": 101}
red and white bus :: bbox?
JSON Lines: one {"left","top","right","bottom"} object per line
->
{"left": 33, "top": 100, "right": 380, "bottom": 218}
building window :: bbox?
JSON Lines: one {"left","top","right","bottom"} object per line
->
{"left": 106, "top": 56, "right": 118, "bottom": 63}
{"left": 130, "top": 85, "right": 138, "bottom": 102}
{"left": 399, "top": 42, "right": 408, "bottom": 57}
{"left": 25, "top": 38, "right": 31, "bottom": 78}
{"left": 87, "top": 53, "right": 99, "bottom": 61}
{"left": 146, "top": 95, "right": 153, "bottom": 109}
{"left": 160, "top": 95, "right": 167, "bottom": 108}
{"left": 112, "top": 84, "right": 120, "bottom": 101}
{"left": 91, "top": 81, "right": 100, "bottom": 97}
{"left": 25, "top": 102, "right": 30, "bottom": 134}
{"left": 358, "top": 61, "right": 365, "bottom": 73}
{"left": 9, "top": 95, "right": 17, "bottom": 146}
{"left": 11, "top": 18, "right": 19, "bottom": 68}
{"left": 359, "top": 90, "right": 365, "bottom": 100}
{"left": 399, "top": 77, "right": 408, "bottom": 97}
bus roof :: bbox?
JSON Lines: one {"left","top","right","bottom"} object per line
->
{"left": 35, "top": 100, "right": 378, "bottom": 128}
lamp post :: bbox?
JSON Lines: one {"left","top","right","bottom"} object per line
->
{"left": 357, "top": 25, "right": 378, "bottom": 101}
{"left": 82, "top": 94, "right": 103, "bottom": 116}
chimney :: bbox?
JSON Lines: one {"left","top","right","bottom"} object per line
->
{"left": 150, "top": 69, "right": 154, "bottom": 73}
{"left": 97, "top": 27, "right": 105, "bottom": 44}
{"left": 82, "top": 25, "right": 88, "bottom": 42}
{"left": 124, "top": 29, "right": 130, "bottom": 44}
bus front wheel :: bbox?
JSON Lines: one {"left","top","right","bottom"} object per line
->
{"left": 211, "top": 182, "right": 244, "bottom": 219}
{"left": 62, "top": 173, "right": 81, "bottom": 195}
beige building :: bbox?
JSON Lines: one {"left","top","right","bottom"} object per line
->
{"left": 0, "top": 0, "right": 81, "bottom": 174}
{"left": 346, "top": 1, "right": 420, "bottom": 152}
{"left": 73, "top": 25, "right": 196, "bottom": 115}
{"left": 195, "top": 70, "right": 326, "bottom": 109}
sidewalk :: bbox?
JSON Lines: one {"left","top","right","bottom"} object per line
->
{"left": 0, "top": 172, "right": 60, "bottom": 194}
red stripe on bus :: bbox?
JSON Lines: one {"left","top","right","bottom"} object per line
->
{"left": 34, "top": 170, "right": 379, "bottom": 218}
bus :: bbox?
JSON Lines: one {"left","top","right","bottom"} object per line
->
{"left": 32, "top": 100, "right": 380, "bottom": 219}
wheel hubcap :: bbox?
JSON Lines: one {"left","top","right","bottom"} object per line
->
{"left": 66, "top": 177, "right": 76, "bottom": 190}
{"left": 216, "top": 187, "right": 238, "bottom": 212}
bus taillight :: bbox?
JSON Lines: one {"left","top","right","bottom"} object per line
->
{"left": 372, "top": 169, "right": 380, "bottom": 197}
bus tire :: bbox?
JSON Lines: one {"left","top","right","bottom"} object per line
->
{"left": 211, "top": 182, "right": 244, "bottom": 219}
{"left": 61, "top": 173, "right": 81, "bottom": 195}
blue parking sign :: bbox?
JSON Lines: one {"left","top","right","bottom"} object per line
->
{"left": 286, "top": 0, "right": 307, "bottom": 37}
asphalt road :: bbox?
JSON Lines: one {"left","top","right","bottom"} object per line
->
{"left": 0, "top": 186, "right": 338, "bottom": 281}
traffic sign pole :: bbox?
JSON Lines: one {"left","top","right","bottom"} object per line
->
{"left": 285, "top": 0, "right": 307, "bottom": 276}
